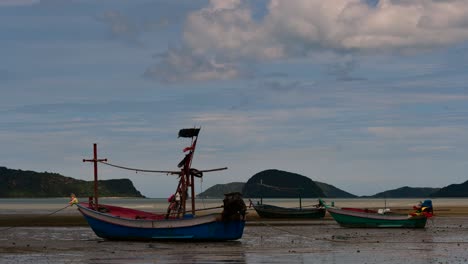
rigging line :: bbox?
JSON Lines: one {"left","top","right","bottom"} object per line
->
{"left": 198, "top": 167, "right": 229, "bottom": 173}
{"left": 199, "top": 177, "right": 206, "bottom": 209}
{"left": 162, "top": 206, "right": 224, "bottom": 217}
{"left": 257, "top": 182, "right": 303, "bottom": 192}
{"left": 98, "top": 161, "right": 180, "bottom": 175}
{"left": 98, "top": 160, "right": 227, "bottom": 174}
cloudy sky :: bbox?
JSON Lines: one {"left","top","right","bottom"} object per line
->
{"left": 1, "top": 0, "right": 468, "bottom": 198}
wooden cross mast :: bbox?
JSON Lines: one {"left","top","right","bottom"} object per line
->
{"left": 83, "top": 143, "right": 107, "bottom": 210}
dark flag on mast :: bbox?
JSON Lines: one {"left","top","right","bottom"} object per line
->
{"left": 178, "top": 128, "right": 200, "bottom": 138}
{"left": 178, "top": 154, "right": 190, "bottom": 168}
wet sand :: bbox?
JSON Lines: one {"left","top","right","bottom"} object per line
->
{"left": 1, "top": 217, "right": 468, "bottom": 264}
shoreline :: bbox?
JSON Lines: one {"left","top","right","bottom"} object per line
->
{"left": 1, "top": 205, "right": 468, "bottom": 227}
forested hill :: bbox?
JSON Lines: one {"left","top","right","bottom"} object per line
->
{"left": 197, "top": 182, "right": 245, "bottom": 198}
{"left": 197, "top": 169, "right": 356, "bottom": 198}
{"left": 0, "top": 166, "right": 145, "bottom": 198}
{"left": 196, "top": 168, "right": 468, "bottom": 198}
{"left": 314, "top": 181, "right": 357, "bottom": 198}
{"left": 431, "top": 180, "right": 468, "bottom": 197}
{"left": 242, "top": 169, "right": 326, "bottom": 198}
{"left": 364, "top": 186, "right": 440, "bottom": 198}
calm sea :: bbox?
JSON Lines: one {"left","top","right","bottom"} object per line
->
{"left": 0, "top": 197, "right": 466, "bottom": 215}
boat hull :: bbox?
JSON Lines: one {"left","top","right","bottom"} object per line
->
{"left": 77, "top": 204, "right": 245, "bottom": 241}
{"left": 253, "top": 204, "right": 326, "bottom": 219}
{"left": 326, "top": 207, "right": 427, "bottom": 228}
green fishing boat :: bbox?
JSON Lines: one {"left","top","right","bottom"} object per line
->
{"left": 322, "top": 199, "right": 433, "bottom": 228}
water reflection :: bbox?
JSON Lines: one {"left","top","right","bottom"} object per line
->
{"left": 148, "top": 241, "right": 247, "bottom": 264}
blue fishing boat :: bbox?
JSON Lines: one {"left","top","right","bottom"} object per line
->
{"left": 77, "top": 128, "right": 246, "bottom": 241}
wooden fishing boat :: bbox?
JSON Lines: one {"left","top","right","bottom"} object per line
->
{"left": 77, "top": 128, "right": 246, "bottom": 241}
{"left": 322, "top": 199, "right": 433, "bottom": 228}
{"left": 249, "top": 181, "right": 325, "bottom": 219}
{"left": 252, "top": 203, "right": 326, "bottom": 219}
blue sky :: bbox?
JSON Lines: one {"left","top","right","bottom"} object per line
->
{"left": 1, "top": 0, "right": 468, "bottom": 198}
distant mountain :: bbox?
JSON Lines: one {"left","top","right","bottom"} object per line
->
{"left": 197, "top": 182, "right": 245, "bottom": 198}
{"left": 0, "top": 166, "right": 145, "bottom": 198}
{"left": 366, "top": 186, "right": 440, "bottom": 198}
{"left": 315, "top": 181, "right": 357, "bottom": 198}
{"left": 431, "top": 180, "right": 468, "bottom": 197}
{"left": 197, "top": 170, "right": 357, "bottom": 198}
{"left": 196, "top": 169, "right": 468, "bottom": 198}
{"left": 242, "top": 169, "right": 325, "bottom": 198}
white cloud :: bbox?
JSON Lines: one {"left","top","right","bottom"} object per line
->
{"left": 183, "top": 0, "right": 468, "bottom": 61}
{"left": 144, "top": 47, "right": 249, "bottom": 82}
{"left": 184, "top": 0, "right": 282, "bottom": 60}
{"left": 152, "top": 0, "right": 468, "bottom": 83}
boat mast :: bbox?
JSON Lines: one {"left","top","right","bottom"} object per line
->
{"left": 187, "top": 136, "right": 198, "bottom": 215}
{"left": 177, "top": 128, "right": 200, "bottom": 216}
{"left": 83, "top": 143, "right": 107, "bottom": 210}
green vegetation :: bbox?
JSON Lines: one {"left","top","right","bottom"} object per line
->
{"left": 0, "top": 166, "right": 145, "bottom": 198}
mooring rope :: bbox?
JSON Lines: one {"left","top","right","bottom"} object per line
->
{"left": 1, "top": 204, "right": 72, "bottom": 232}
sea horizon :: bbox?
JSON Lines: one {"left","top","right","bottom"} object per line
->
{"left": 1, "top": 197, "right": 467, "bottom": 215}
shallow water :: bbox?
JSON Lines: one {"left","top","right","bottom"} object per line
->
{"left": 1, "top": 217, "right": 468, "bottom": 264}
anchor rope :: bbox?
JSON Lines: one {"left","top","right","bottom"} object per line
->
{"left": 1, "top": 204, "right": 72, "bottom": 232}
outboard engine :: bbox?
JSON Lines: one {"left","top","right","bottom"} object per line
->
{"left": 421, "top": 200, "right": 433, "bottom": 217}
{"left": 222, "top": 192, "right": 247, "bottom": 221}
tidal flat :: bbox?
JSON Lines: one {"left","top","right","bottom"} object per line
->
{"left": 1, "top": 217, "right": 468, "bottom": 264}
